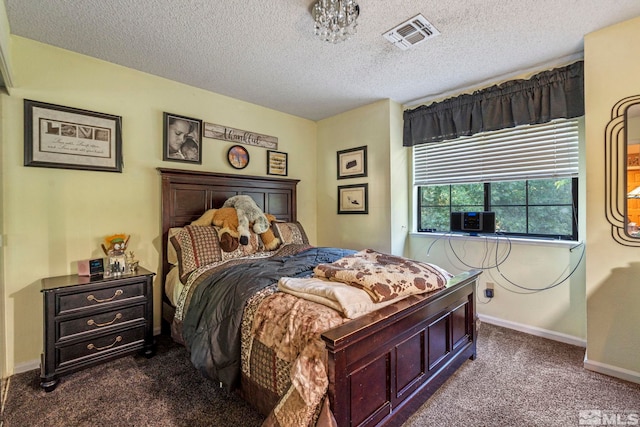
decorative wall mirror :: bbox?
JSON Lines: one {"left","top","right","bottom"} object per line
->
{"left": 605, "top": 95, "right": 640, "bottom": 246}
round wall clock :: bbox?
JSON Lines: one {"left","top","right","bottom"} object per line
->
{"left": 227, "top": 145, "right": 249, "bottom": 169}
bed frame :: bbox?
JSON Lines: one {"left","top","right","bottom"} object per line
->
{"left": 158, "top": 168, "right": 480, "bottom": 427}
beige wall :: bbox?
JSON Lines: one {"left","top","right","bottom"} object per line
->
{"left": 316, "top": 99, "right": 408, "bottom": 254}
{"left": 584, "top": 15, "right": 640, "bottom": 379}
{"left": 0, "top": 81, "right": 6, "bottom": 393}
{"left": 0, "top": 0, "right": 10, "bottom": 393}
{"left": 406, "top": 236, "right": 586, "bottom": 341}
{"left": 1, "top": 36, "right": 317, "bottom": 374}
{"left": 404, "top": 110, "right": 588, "bottom": 344}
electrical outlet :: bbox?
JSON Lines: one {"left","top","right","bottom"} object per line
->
{"left": 484, "top": 283, "right": 494, "bottom": 298}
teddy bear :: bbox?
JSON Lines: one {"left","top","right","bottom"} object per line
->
{"left": 222, "top": 195, "right": 281, "bottom": 250}
{"left": 191, "top": 204, "right": 280, "bottom": 252}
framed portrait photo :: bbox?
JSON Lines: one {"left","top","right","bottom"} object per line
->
{"left": 337, "top": 145, "right": 367, "bottom": 179}
{"left": 227, "top": 145, "right": 250, "bottom": 169}
{"left": 338, "top": 183, "right": 368, "bottom": 214}
{"left": 267, "top": 150, "right": 288, "bottom": 176}
{"left": 24, "top": 99, "right": 123, "bottom": 172}
{"left": 163, "top": 112, "right": 202, "bottom": 164}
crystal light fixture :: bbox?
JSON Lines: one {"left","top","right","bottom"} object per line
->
{"left": 313, "top": 0, "right": 360, "bottom": 43}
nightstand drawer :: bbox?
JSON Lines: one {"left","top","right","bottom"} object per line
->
{"left": 58, "top": 305, "right": 145, "bottom": 340}
{"left": 57, "top": 281, "right": 145, "bottom": 315}
{"left": 41, "top": 268, "right": 155, "bottom": 392}
{"left": 58, "top": 326, "right": 145, "bottom": 366}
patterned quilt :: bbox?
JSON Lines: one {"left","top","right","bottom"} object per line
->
{"left": 245, "top": 292, "right": 347, "bottom": 427}
{"left": 173, "top": 246, "right": 449, "bottom": 426}
{"left": 314, "top": 248, "right": 451, "bottom": 302}
{"left": 174, "top": 245, "right": 354, "bottom": 390}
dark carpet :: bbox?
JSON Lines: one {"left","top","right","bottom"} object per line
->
{"left": 2, "top": 324, "right": 639, "bottom": 427}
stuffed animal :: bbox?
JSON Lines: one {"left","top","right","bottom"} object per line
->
{"left": 223, "top": 196, "right": 281, "bottom": 250}
{"left": 190, "top": 205, "right": 280, "bottom": 252}
{"left": 259, "top": 213, "right": 281, "bottom": 251}
{"left": 212, "top": 207, "right": 242, "bottom": 252}
{"left": 101, "top": 233, "right": 129, "bottom": 256}
{"left": 191, "top": 207, "right": 240, "bottom": 252}
{"left": 222, "top": 195, "right": 271, "bottom": 244}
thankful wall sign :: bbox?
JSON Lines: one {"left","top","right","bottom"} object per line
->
{"left": 203, "top": 122, "right": 278, "bottom": 149}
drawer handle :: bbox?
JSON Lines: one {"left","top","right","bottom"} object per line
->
{"left": 87, "top": 289, "right": 123, "bottom": 303}
{"left": 87, "top": 336, "right": 122, "bottom": 351}
{"left": 87, "top": 313, "right": 122, "bottom": 328}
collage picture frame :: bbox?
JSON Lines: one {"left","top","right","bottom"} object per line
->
{"left": 24, "top": 99, "right": 123, "bottom": 173}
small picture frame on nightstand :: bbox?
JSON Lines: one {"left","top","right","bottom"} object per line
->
{"left": 108, "top": 253, "right": 126, "bottom": 275}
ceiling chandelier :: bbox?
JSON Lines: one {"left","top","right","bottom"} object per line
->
{"left": 312, "top": 0, "right": 360, "bottom": 43}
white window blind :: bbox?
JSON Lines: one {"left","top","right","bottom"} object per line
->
{"left": 413, "top": 118, "right": 579, "bottom": 186}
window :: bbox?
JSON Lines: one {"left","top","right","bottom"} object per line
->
{"left": 414, "top": 119, "right": 579, "bottom": 240}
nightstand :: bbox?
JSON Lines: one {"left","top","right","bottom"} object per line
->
{"left": 40, "top": 267, "right": 155, "bottom": 392}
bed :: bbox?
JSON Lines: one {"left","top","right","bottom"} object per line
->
{"left": 158, "top": 168, "right": 481, "bottom": 427}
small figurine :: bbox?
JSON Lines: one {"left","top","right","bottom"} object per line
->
{"left": 101, "top": 234, "right": 130, "bottom": 256}
{"left": 126, "top": 251, "right": 139, "bottom": 272}
{"left": 102, "top": 234, "right": 129, "bottom": 276}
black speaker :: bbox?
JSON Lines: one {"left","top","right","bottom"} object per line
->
{"left": 450, "top": 212, "right": 495, "bottom": 234}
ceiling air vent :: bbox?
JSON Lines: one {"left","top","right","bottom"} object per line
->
{"left": 383, "top": 14, "right": 440, "bottom": 50}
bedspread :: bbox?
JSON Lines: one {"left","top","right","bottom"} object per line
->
{"left": 179, "top": 245, "right": 355, "bottom": 390}
{"left": 251, "top": 292, "right": 347, "bottom": 427}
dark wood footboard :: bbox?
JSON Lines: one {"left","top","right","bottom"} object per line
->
{"left": 322, "top": 270, "right": 481, "bottom": 427}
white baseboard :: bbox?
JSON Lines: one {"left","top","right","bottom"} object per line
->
{"left": 583, "top": 354, "right": 640, "bottom": 385}
{"left": 478, "top": 314, "right": 587, "bottom": 348}
{"left": 13, "top": 360, "right": 39, "bottom": 375}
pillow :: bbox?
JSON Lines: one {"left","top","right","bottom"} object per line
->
{"left": 313, "top": 249, "right": 452, "bottom": 303}
{"left": 273, "top": 221, "right": 309, "bottom": 245}
{"left": 167, "top": 227, "right": 183, "bottom": 265}
{"left": 170, "top": 225, "right": 222, "bottom": 282}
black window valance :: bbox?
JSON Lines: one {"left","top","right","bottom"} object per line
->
{"left": 403, "top": 61, "right": 584, "bottom": 146}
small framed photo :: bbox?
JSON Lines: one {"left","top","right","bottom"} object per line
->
{"left": 338, "top": 183, "right": 368, "bottom": 214}
{"left": 227, "top": 145, "right": 250, "bottom": 169}
{"left": 24, "top": 99, "right": 122, "bottom": 172}
{"left": 337, "top": 145, "right": 367, "bottom": 179}
{"left": 267, "top": 150, "right": 288, "bottom": 176}
{"left": 163, "top": 112, "right": 202, "bottom": 164}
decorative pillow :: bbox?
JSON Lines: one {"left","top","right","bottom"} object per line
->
{"left": 313, "top": 249, "right": 452, "bottom": 303}
{"left": 167, "top": 227, "right": 183, "bottom": 265}
{"left": 273, "top": 221, "right": 309, "bottom": 245}
{"left": 170, "top": 225, "right": 222, "bottom": 282}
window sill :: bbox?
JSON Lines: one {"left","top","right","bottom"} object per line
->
{"left": 409, "top": 232, "right": 581, "bottom": 249}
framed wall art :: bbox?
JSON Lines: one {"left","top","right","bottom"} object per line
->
{"left": 228, "top": 145, "right": 250, "bottom": 169}
{"left": 163, "top": 112, "right": 202, "bottom": 164}
{"left": 267, "top": 150, "right": 288, "bottom": 176}
{"left": 24, "top": 99, "right": 123, "bottom": 172}
{"left": 338, "top": 183, "right": 368, "bottom": 214}
{"left": 337, "top": 145, "right": 367, "bottom": 179}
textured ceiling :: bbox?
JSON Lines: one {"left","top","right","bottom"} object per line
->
{"left": 5, "top": 0, "right": 640, "bottom": 121}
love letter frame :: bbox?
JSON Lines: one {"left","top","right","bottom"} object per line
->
{"left": 24, "top": 99, "right": 123, "bottom": 172}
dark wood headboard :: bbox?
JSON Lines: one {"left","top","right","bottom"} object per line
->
{"left": 158, "top": 168, "right": 300, "bottom": 278}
